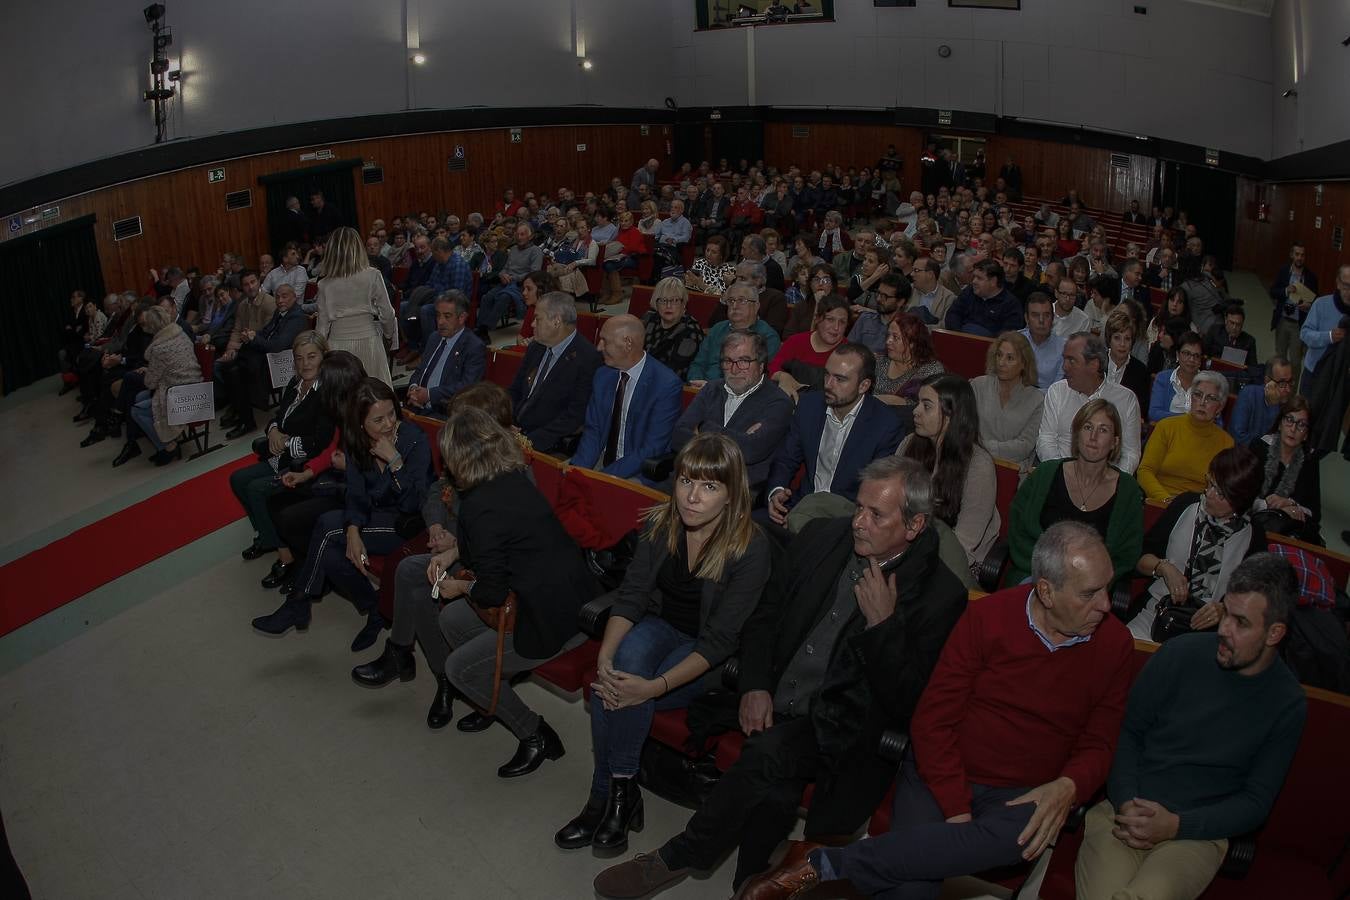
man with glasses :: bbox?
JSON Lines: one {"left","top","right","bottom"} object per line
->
{"left": 1052, "top": 276, "right": 1090, "bottom": 337}
{"left": 670, "top": 330, "right": 793, "bottom": 493}
{"left": 848, "top": 273, "right": 911, "bottom": 357}
{"left": 1202, "top": 306, "right": 1258, "bottom": 368}
{"left": 1228, "top": 356, "right": 1295, "bottom": 448}
{"left": 906, "top": 258, "right": 955, "bottom": 326}
{"left": 687, "top": 282, "right": 782, "bottom": 385}
{"left": 1037, "top": 333, "right": 1142, "bottom": 473}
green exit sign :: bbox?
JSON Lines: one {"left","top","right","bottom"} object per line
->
{"left": 207, "top": 168, "right": 225, "bottom": 183}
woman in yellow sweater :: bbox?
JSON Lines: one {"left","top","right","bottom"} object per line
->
{"left": 1137, "top": 370, "right": 1234, "bottom": 502}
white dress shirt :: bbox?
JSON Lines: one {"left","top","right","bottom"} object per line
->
{"left": 1052, "top": 305, "right": 1090, "bottom": 338}
{"left": 1036, "top": 377, "right": 1141, "bottom": 473}
{"left": 813, "top": 395, "right": 864, "bottom": 494}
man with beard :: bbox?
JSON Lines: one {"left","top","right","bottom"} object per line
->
{"left": 847, "top": 273, "right": 910, "bottom": 357}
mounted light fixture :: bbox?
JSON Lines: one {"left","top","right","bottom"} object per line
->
{"left": 580, "top": 58, "right": 594, "bottom": 70}
{"left": 1282, "top": 89, "right": 1298, "bottom": 98}
{"left": 411, "top": 52, "right": 426, "bottom": 65}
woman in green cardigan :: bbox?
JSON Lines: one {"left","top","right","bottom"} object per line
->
{"left": 1006, "top": 398, "right": 1144, "bottom": 587}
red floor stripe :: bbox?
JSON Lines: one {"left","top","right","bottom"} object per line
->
{"left": 0, "top": 455, "right": 254, "bottom": 636}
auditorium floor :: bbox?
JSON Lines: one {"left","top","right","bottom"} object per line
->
{"left": 0, "top": 272, "right": 1345, "bottom": 899}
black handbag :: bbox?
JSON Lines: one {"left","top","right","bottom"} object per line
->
{"left": 1150, "top": 603, "right": 1197, "bottom": 643}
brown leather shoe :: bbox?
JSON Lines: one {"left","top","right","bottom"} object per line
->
{"left": 593, "top": 851, "right": 689, "bottom": 899}
{"left": 733, "top": 841, "right": 821, "bottom": 900}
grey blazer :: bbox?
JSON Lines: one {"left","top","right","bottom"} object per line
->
{"left": 608, "top": 526, "right": 773, "bottom": 669}
{"left": 671, "top": 379, "right": 794, "bottom": 490}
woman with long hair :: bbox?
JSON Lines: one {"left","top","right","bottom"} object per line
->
{"left": 873, "top": 313, "right": 945, "bottom": 406}
{"left": 899, "top": 374, "right": 999, "bottom": 573}
{"left": 315, "top": 226, "right": 398, "bottom": 386}
{"left": 970, "top": 331, "right": 1043, "bottom": 469}
{"left": 252, "top": 377, "right": 432, "bottom": 652}
{"left": 556, "top": 434, "right": 770, "bottom": 855}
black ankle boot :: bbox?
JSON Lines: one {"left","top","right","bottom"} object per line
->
{"left": 554, "top": 795, "right": 607, "bottom": 850}
{"left": 111, "top": 441, "right": 141, "bottom": 467}
{"left": 350, "top": 611, "right": 387, "bottom": 653}
{"left": 592, "top": 777, "right": 644, "bottom": 855}
{"left": 351, "top": 639, "right": 415, "bottom": 687}
{"left": 497, "top": 718, "right": 565, "bottom": 778}
{"left": 80, "top": 428, "right": 107, "bottom": 448}
{"left": 426, "top": 675, "right": 455, "bottom": 729}
{"left": 251, "top": 596, "right": 312, "bottom": 635}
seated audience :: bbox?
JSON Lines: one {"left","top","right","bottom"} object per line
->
{"left": 873, "top": 313, "right": 944, "bottom": 407}
{"left": 1138, "top": 370, "right": 1234, "bottom": 502}
{"left": 513, "top": 269, "right": 557, "bottom": 342}
{"left": 507, "top": 291, "right": 602, "bottom": 453}
{"left": 192, "top": 284, "right": 237, "bottom": 354}
{"left": 1230, "top": 355, "right": 1294, "bottom": 448}
{"left": 784, "top": 264, "right": 839, "bottom": 337}
{"left": 1147, "top": 330, "right": 1206, "bottom": 422}
{"left": 737, "top": 522, "right": 1133, "bottom": 900}
{"left": 906, "top": 257, "right": 956, "bottom": 326}
{"left": 898, "top": 375, "right": 999, "bottom": 574}
{"left": 1079, "top": 553, "right": 1306, "bottom": 900}
{"left": 355, "top": 404, "right": 595, "bottom": 773}
{"left": 1202, "top": 305, "right": 1258, "bottom": 368}
{"left": 403, "top": 291, "right": 486, "bottom": 417}
{"left": 641, "top": 278, "right": 704, "bottom": 380}
{"left": 845, "top": 245, "right": 892, "bottom": 312}
{"left": 219, "top": 283, "right": 309, "bottom": 439}
{"left": 252, "top": 378, "right": 433, "bottom": 651}
{"left": 549, "top": 219, "right": 600, "bottom": 301}
{"left": 477, "top": 222, "right": 545, "bottom": 340}
{"left": 847, "top": 272, "right": 908, "bottom": 356}
{"left": 687, "top": 283, "right": 783, "bottom": 384}
{"left": 1038, "top": 333, "right": 1142, "bottom": 473}
{"left": 768, "top": 295, "right": 850, "bottom": 402}
{"left": 1248, "top": 396, "right": 1322, "bottom": 544}
{"left": 1103, "top": 307, "right": 1151, "bottom": 412}
{"left": 593, "top": 457, "right": 966, "bottom": 898}
{"left": 232, "top": 331, "right": 335, "bottom": 567}
{"left": 1020, "top": 292, "right": 1065, "bottom": 389}
{"left": 970, "top": 332, "right": 1043, "bottom": 469}
{"left": 684, "top": 235, "right": 736, "bottom": 296}
{"left": 944, "top": 259, "right": 1024, "bottom": 337}
{"left": 1130, "top": 446, "right": 1264, "bottom": 641}
{"left": 709, "top": 260, "right": 789, "bottom": 337}
{"left": 765, "top": 344, "right": 904, "bottom": 526}
{"left": 1183, "top": 255, "right": 1227, "bottom": 335}
{"left": 573, "top": 315, "right": 683, "bottom": 480}
{"left": 1007, "top": 399, "right": 1143, "bottom": 587}
{"left": 1051, "top": 276, "right": 1090, "bottom": 337}
{"left": 112, "top": 303, "right": 204, "bottom": 468}
{"left": 670, "top": 330, "right": 792, "bottom": 493}
{"left": 1083, "top": 273, "right": 1119, "bottom": 336}
{"left": 316, "top": 228, "right": 398, "bottom": 386}
{"left": 560, "top": 434, "right": 771, "bottom": 855}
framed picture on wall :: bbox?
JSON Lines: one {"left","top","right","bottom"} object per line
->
{"left": 949, "top": 0, "right": 1019, "bottom": 8}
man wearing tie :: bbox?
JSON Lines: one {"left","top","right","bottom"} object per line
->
{"left": 508, "top": 291, "right": 603, "bottom": 453}
{"left": 404, "top": 291, "right": 486, "bottom": 416}
{"left": 572, "top": 314, "right": 683, "bottom": 480}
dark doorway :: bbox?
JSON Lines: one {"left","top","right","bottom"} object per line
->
{"left": 0, "top": 215, "right": 105, "bottom": 394}
{"left": 258, "top": 160, "right": 360, "bottom": 256}
{"left": 1161, "top": 162, "right": 1237, "bottom": 271}
{"left": 673, "top": 122, "right": 708, "bottom": 169}
{"left": 711, "top": 120, "right": 765, "bottom": 171}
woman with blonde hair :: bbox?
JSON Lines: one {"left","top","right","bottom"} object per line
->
{"left": 642, "top": 276, "right": 705, "bottom": 379}
{"left": 113, "top": 303, "right": 202, "bottom": 468}
{"left": 315, "top": 226, "right": 398, "bottom": 385}
{"left": 969, "top": 331, "right": 1043, "bottom": 469}
{"left": 556, "top": 433, "right": 770, "bottom": 855}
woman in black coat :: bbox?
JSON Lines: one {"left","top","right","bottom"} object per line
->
{"left": 1248, "top": 395, "right": 1322, "bottom": 544}
{"left": 1105, "top": 308, "right": 1151, "bottom": 412}
{"left": 425, "top": 405, "right": 598, "bottom": 778}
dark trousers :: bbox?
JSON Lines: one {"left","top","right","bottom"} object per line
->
{"left": 229, "top": 460, "right": 283, "bottom": 549}
{"left": 266, "top": 488, "right": 343, "bottom": 569}
{"left": 111, "top": 369, "right": 146, "bottom": 420}
{"left": 222, "top": 346, "right": 268, "bottom": 426}
{"left": 295, "top": 508, "right": 406, "bottom": 612}
{"left": 390, "top": 552, "right": 453, "bottom": 674}
{"left": 663, "top": 716, "right": 895, "bottom": 888}
{"left": 820, "top": 755, "right": 1033, "bottom": 900}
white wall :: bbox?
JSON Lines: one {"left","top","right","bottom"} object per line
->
{"left": 670, "top": 0, "right": 1274, "bottom": 158}
{"left": 1271, "top": 0, "right": 1350, "bottom": 158}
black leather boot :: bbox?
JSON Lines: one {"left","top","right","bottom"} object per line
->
{"left": 111, "top": 441, "right": 141, "bottom": 467}
{"left": 251, "top": 596, "right": 312, "bottom": 635}
{"left": 497, "top": 718, "right": 565, "bottom": 778}
{"left": 426, "top": 675, "right": 455, "bottom": 730}
{"left": 554, "top": 795, "right": 607, "bottom": 850}
{"left": 592, "top": 777, "right": 644, "bottom": 855}
{"left": 351, "top": 639, "right": 415, "bottom": 687}
{"left": 350, "top": 611, "right": 387, "bottom": 653}
{"left": 456, "top": 711, "right": 493, "bottom": 733}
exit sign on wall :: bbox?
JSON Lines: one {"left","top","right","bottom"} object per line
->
{"left": 207, "top": 168, "right": 225, "bottom": 183}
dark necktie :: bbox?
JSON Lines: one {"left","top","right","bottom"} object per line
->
{"left": 603, "top": 371, "right": 630, "bottom": 466}
{"left": 419, "top": 338, "right": 449, "bottom": 387}
{"left": 529, "top": 348, "right": 555, "bottom": 397}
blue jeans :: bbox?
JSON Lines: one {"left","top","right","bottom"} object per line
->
{"left": 129, "top": 390, "right": 165, "bottom": 451}
{"left": 589, "top": 616, "right": 706, "bottom": 798}
{"left": 478, "top": 283, "right": 524, "bottom": 330}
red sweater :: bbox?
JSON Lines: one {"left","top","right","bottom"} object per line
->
{"left": 768, "top": 331, "right": 836, "bottom": 375}
{"left": 911, "top": 586, "right": 1134, "bottom": 819}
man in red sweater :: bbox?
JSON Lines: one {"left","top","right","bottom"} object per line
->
{"left": 737, "top": 521, "right": 1135, "bottom": 900}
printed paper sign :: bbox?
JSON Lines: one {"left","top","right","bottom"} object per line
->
{"left": 267, "top": 351, "right": 295, "bottom": 389}
{"left": 166, "top": 382, "right": 215, "bottom": 426}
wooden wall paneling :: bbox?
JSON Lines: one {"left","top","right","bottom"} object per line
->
{"left": 983, "top": 136, "right": 1154, "bottom": 214}
{"left": 1235, "top": 178, "right": 1350, "bottom": 284}
{"left": 763, "top": 123, "right": 925, "bottom": 190}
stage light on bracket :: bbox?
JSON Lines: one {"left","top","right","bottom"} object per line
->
{"left": 411, "top": 52, "right": 426, "bottom": 65}
{"left": 580, "top": 58, "right": 593, "bottom": 70}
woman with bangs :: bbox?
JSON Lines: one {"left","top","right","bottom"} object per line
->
{"left": 556, "top": 434, "right": 771, "bottom": 856}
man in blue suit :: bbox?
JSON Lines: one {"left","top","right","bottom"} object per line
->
{"left": 573, "top": 313, "right": 683, "bottom": 480}
{"left": 508, "top": 291, "right": 603, "bottom": 453}
{"left": 764, "top": 343, "right": 905, "bottom": 525}
{"left": 404, "top": 291, "right": 486, "bottom": 417}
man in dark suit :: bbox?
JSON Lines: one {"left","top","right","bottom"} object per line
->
{"left": 1146, "top": 247, "right": 1180, "bottom": 292}
{"left": 1268, "top": 241, "right": 1319, "bottom": 379}
{"left": 671, "top": 330, "right": 793, "bottom": 493}
{"left": 508, "top": 292, "right": 603, "bottom": 453}
{"left": 279, "top": 195, "right": 309, "bottom": 247}
{"left": 1123, "top": 199, "right": 1147, "bottom": 226}
{"left": 694, "top": 181, "right": 732, "bottom": 247}
{"left": 998, "top": 157, "right": 1023, "bottom": 196}
{"left": 222, "top": 284, "right": 310, "bottom": 438}
{"left": 307, "top": 189, "right": 344, "bottom": 241}
{"left": 592, "top": 457, "right": 967, "bottom": 899}
{"left": 940, "top": 149, "right": 965, "bottom": 189}
{"left": 764, "top": 344, "right": 905, "bottom": 526}
{"left": 572, "top": 314, "right": 683, "bottom": 480}
{"left": 404, "top": 291, "right": 486, "bottom": 417}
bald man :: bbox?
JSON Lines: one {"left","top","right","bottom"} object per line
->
{"left": 571, "top": 314, "right": 684, "bottom": 480}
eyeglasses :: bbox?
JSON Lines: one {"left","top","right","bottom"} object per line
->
{"left": 726, "top": 298, "right": 759, "bottom": 308}
{"left": 1177, "top": 349, "right": 1203, "bottom": 361}
{"left": 720, "top": 357, "right": 756, "bottom": 370}
{"left": 811, "top": 275, "right": 834, "bottom": 284}
{"left": 1270, "top": 377, "right": 1294, "bottom": 387}
{"left": 654, "top": 297, "right": 683, "bottom": 307}
{"left": 1190, "top": 389, "right": 1222, "bottom": 405}
{"left": 1282, "top": 415, "right": 1310, "bottom": 432}
{"left": 1205, "top": 477, "right": 1227, "bottom": 500}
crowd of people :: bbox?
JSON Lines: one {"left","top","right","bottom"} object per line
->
{"left": 50, "top": 148, "right": 1350, "bottom": 900}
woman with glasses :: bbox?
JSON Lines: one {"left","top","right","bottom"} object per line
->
{"left": 1137, "top": 370, "right": 1235, "bottom": 502}
{"left": 873, "top": 313, "right": 945, "bottom": 407}
{"left": 768, "top": 295, "right": 850, "bottom": 402}
{"left": 785, "top": 264, "right": 841, "bottom": 337}
{"left": 641, "top": 276, "right": 705, "bottom": 380}
{"left": 1247, "top": 396, "right": 1322, "bottom": 544}
{"left": 1147, "top": 330, "right": 1206, "bottom": 422}
{"left": 1130, "top": 446, "right": 1264, "bottom": 641}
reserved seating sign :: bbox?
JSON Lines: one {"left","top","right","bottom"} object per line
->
{"left": 166, "top": 382, "right": 215, "bottom": 426}
{"left": 267, "top": 351, "right": 295, "bottom": 389}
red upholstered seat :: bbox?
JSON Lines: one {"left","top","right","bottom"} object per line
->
{"left": 686, "top": 291, "right": 721, "bottom": 328}
{"left": 575, "top": 312, "right": 607, "bottom": 344}
{"left": 526, "top": 449, "right": 567, "bottom": 511}
{"left": 485, "top": 347, "right": 525, "bottom": 389}
{"left": 628, "top": 284, "right": 655, "bottom": 320}
{"left": 533, "top": 639, "right": 600, "bottom": 694}
{"left": 930, "top": 328, "right": 995, "bottom": 380}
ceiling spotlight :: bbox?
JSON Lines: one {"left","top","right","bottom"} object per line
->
{"left": 1282, "top": 89, "right": 1297, "bottom": 98}
{"left": 143, "top": 3, "right": 165, "bottom": 24}
{"left": 411, "top": 53, "right": 426, "bottom": 65}
{"left": 581, "top": 58, "right": 593, "bottom": 70}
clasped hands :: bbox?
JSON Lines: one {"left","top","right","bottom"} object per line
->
{"left": 591, "top": 657, "right": 662, "bottom": 711}
{"left": 1112, "top": 798, "right": 1179, "bottom": 850}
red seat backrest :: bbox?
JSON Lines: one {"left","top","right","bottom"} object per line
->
{"left": 192, "top": 343, "right": 215, "bottom": 381}
{"left": 686, "top": 291, "right": 721, "bottom": 328}
{"left": 561, "top": 466, "right": 667, "bottom": 550}
{"left": 681, "top": 385, "right": 699, "bottom": 409}
{"left": 931, "top": 328, "right": 995, "bottom": 380}
{"left": 576, "top": 312, "right": 607, "bottom": 344}
{"left": 304, "top": 281, "right": 318, "bottom": 300}
{"left": 629, "top": 284, "right": 655, "bottom": 320}
{"left": 486, "top": 348, "right": 525, "bottom": 389}
{"left": 526, "top": 449, "right": 567, "bottom": 511}
{"left": 404, "top": 411, "right": 445, "bottom": 475}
